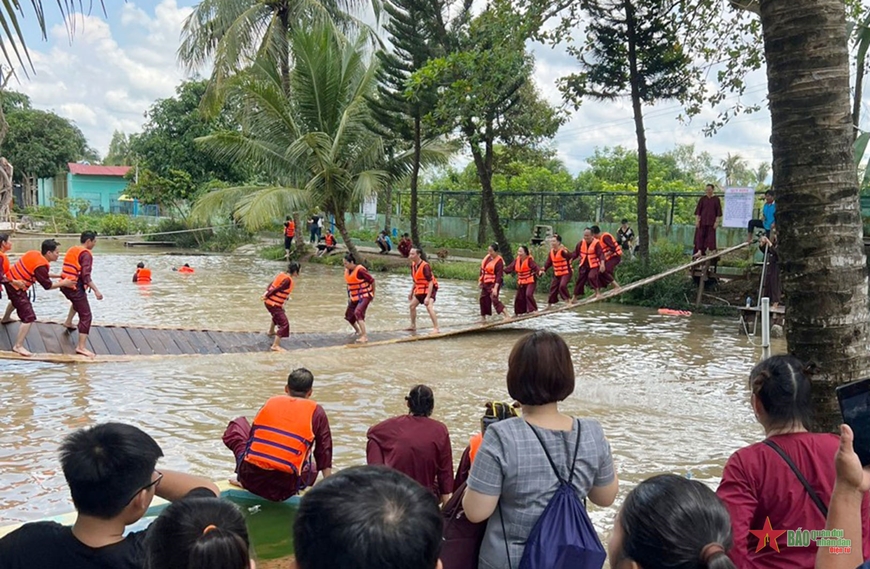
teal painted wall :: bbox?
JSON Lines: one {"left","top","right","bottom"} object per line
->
{"left": 67, "top": 173, "right": 129, "bottom": 213}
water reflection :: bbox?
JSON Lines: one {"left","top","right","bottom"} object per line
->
{"left": 0, "top": 250, "right": 778, "bottom": 537}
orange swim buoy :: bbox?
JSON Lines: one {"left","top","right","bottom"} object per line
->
{"left": 658, "top": 308, "right": 692, "bottom": 317}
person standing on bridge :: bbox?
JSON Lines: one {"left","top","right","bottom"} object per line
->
{"left": 61, "top": 231, "right": 104, "bottom": 358}
{"left": 0, "top": 232, "right": 14, "bottom": 298}
{"left": 264, "top": 261, "right": 300, "bottom": 352}
{"left": 543, "top": 234, "right": 573, "bottom": 309}
{"left": 1, "top": 239, "right": 75, "bottom": 357}
{"left": 571, "top": 228, "right": 606, "bottom": 301}
{"left": 409, "top": 247, "right": 440, "bottom": 334}
{"left": 591, "top": 225, "right": 622, "bottom": 290}
{"left": 343, "top": 253, "right": 375, "bottom": 343}
{"left": 505, "top": 245, "right": 540, "bottom": 315}
{"left": 479, "top": 243, "right": 508, "bottom": 323}
{"left": 693, "top": 183, "right": 722, "bottom": 258}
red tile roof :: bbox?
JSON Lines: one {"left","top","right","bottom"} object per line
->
{"left": 67, "top": 163, "right": 132, "bottom": 177}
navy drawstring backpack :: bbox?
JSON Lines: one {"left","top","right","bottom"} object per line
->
{"left": 513, "top": 420, "right": 606, "bottom": 569}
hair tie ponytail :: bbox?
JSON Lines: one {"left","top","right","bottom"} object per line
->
{"left": 202, "top": 524, "right": 218, "bottom": 535}
{"left": 699, "top": 542, "right": 725, "bottom": 564}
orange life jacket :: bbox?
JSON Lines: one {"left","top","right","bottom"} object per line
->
{"left": 8, "top": 250, "right": 49, "bottom": 290}
{"left": 578, "top": 239, "right": 601, "bottom": 269}
{"left": 284, "top": 220, "right": 296, "bottom": 238}
{"left": 516, "top": 256, "right": 535, "bottom": 285}
{"left": 413, "top": 260, "right": 438, "bottom": 295}
{"left": 345, "top": 265, "right": 373, "bottom": 302}
{"left": 0, "top": 251, "right": 9, "bottom": 278}
{"left": 61, "top": 245, "right": 88, "bottom": 283}
{"left": 265, "top": 272, "right": 294, "bottom": 307}
{"left": 135, "top": 268, "right": 152, "bottom": 283}
{"left": 599, "top": 232, "right": 622, "bottom": 260}
{"left": 243, "top": 396, "right": 317, "bottom": 474}
{"left": 325, "top": 234, "right": 336, "bottom": 247}
{"left": 468, "top": 432, "right": 483, "bottom": 464}
{"left": 480, "top": 254, "right": 503, "bottom": 285}
{"left": 549, "top": 248, "right": 570, "bottom": 277}
{"left": 179, "top": 266, "right": 195, "bottom": 274}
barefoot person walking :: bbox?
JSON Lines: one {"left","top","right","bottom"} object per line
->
{"left": 479, "top": 243, "right": 508, "bottom": 323}
{"left": 61, "top": 231, "right": 104, "bottom": 358}
{"left": 263, "top": 262, "right": 300, "bottom": 352}
{"left": 343, "top": 253, "right": 375, "bottom": 343}
{"left": 409, "top": 247, "right": 440, "bottom": 334}
{"left": 1, "top": 239, "right": 75, "bottom": 357}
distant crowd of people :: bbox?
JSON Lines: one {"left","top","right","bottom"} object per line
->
{"left": 1, "top": 330, "right": 868, "bottom": 569}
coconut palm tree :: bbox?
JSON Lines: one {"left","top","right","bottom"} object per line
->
{"left": 193, "top": 24, "right": 450, "bottom": 260}
{"left": 752, "top": 0, "right": 870, "bottom": 429}
{"left": 178, "top": 0, "right": 367, "bottom": 112}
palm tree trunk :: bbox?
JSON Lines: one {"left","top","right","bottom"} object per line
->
{"left": 278, "top": 6, "right": 292, "bottom": 96}
{"left": 759, "top": 0, "right": 870, "bottom": 431}
{"left": 626, "top": 1, "right": 649, "bottom": 262}
{"left": 384, "top": 147, "right": 394, "bottom": 232}
{"left": 410, "top": 116, "right": 421, "bottom": 245}
{"left": 471, "top": 136, "right": 514, "bottom": 265}
{"left": 333, "top": 207, "right": 361, "bottom": 260}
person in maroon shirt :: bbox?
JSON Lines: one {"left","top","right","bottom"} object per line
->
{"left": 223, "top": 368, "right": 333, "bottom": 502}
{"left": 479, "top": 243, "right": 507, "bottom": 322}
{"left": 264, "top": 261, "right": 300, "bottom": 351}
{"left": 397, "top": 233, "right": 412, "bottom": 258}
{"left": 2, "top": 239, "right": 75, "bottom": 357}
{"left": 505, "top": 245, "right": 541, "bottom": 315}
{"left": 366, "top": 384, "right": 454, "bottom": 505}
{"left": 343, "top": 253, "right": 376, "bottom": 343}
{"left": 61, "top": 231, "right": 104, "bottom": 357}
{"left": 543, "top": 234, "right": 573, "bottom": 308}
{"left": 571, "top": 228, "right": 606, "bottom": 301}
{"left": 717, "top": 355, "right": 870, "bottom": 569}
{"left": 693, "top": 184, "right": 722, "bottom": 257}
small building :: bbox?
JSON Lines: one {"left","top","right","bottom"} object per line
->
{"left": 38, "top": 163, "right": 132, "bottom": 213}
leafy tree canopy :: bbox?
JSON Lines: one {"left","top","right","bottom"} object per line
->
{"left": 4, "top": 108, "right": 91, "bottom": 179}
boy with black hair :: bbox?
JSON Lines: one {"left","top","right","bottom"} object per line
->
{"left": 0, "top": 422, "right": 218, "bottom": 569}
{"left": 61, "top": 231, "right": 104, "bottom": 358}
{"left": 222, "top": 368, "right": 333, "bottom": 501}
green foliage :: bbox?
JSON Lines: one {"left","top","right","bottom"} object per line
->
{"left": 104, "top": 131, "right": 135, "bottom": 166}
{"left": 125, "top": 168, "right": 199, "bottom": 215}
{"left": 98, "top": 214, "right": 149, "bottom": 236}
{"left": 198, "top": 226, "right": 254, "bottom": 252}
{"left": 129, "top": 80, "right": 248, "bottom": 186}
{"left": 0, "top": 91, "right": 31, "bottom": 114}
{"left": 5, "top": 108, "right": 92, "bottom": 180}
{"left": 148, "top": 218, "right": 212, "bottom": 249}
{"left": 613, "top": 240, "right": 695, "bottom": 309}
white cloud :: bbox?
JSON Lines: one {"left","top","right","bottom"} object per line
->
{"left": 9, "top": 0, "right": 194, "bottom": 158}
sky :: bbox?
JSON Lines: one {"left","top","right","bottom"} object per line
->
{"left": 6, "top": 0, "right": 778, "bottom": 178}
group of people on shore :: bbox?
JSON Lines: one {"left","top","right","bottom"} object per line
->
{"left": 2, "top": 331, "right": 868, "bottom": 569}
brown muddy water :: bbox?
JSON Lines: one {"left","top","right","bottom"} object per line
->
{"left": 0, "top": 240, "right": 784, "bottom": 560}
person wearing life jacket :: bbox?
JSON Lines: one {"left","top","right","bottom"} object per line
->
{"left": 60, "top": 231, "right": 104, "bottom": 358}
{"left": 542, "top": 233, "right": 573, "bottom": 309}
{"left": 343, "top": 253, "right": 376, "bottom": 343}
{"left": 177, "top": 263, "right": 195, "bottom": 274}
{"left": 505, "top": 245, "right": 541, "bottom": 315}
{"left": 1, "top": 239, "right": 75, "bottom": 357}
{"left": 453, "top": 401, "right": 519, "bottom": 491}
{"left": 283, "top": 215, "right": 296, "bottom": 260}
{"left": 478, "top": 243, "right": 508, "bottom": 323}
{"left": 408, "top": 246, "right": 440, "bottom": 334}
{"left": 591, "top": 225, "right": 622, "bottom": 290}
{"left": 571, "top": 228, "right": 606, "bottom": 301}
{"left": 0, "top": 233, "right": 13, "bottom": 301}
{"left": 263, "top": 261, "right": 300, "bottom": 352}
{"left": 316, "top": 230, "right": 337, "bottom": 257}
{"left": 132, "top": 262, "right": 152, "bottom": 284}
{"left": 222, "top": 367, "right": 333, "bottom": 502}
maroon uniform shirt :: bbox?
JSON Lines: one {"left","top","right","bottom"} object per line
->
{"left": 695, "top": 195, "right": 722, "bottom": 226}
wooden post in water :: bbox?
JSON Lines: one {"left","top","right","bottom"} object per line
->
{"left": 695, "top": 260, "right": 709, "bottom": 306}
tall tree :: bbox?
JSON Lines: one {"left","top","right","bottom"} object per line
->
{"left": 104, "top": 130, "right": 135, "bottom": 166}
{"left": 559, "top": 0, "right": 690, "bottom": 262}
{"left": 752, "top": 0, "right": 870, "bottom": 430}
{"left": 178, "top": 0, "right": 364, "bottom": 112}
{"left": 367, "top": 0, "right": 457, "bottom": 246}
{"left": 193, "top": 26, "right": 390, "bottom": 260}
{"left": 720, "top": 152, "right": 751, "bottom": 186}
{"left": 410, "top": 3, "right": 562, "bottom": 260}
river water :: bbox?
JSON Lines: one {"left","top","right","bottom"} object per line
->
{"left": 0, "top": 240, "right": 783, "bottom": 558}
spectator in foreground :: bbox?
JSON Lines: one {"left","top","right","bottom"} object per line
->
{"left": 717, "top": 355, "right": 870, "bottom": 568}
{"left": 145, "top": 493, "right": 251, "bottom": 569}
{"left": 454, "top": 401, "right": 519, "bottom": 491}
{"left": 462, "top": 330, "right": 618, "bottom": 568}
{"left": 293, "top": 465, "right": 443, "bottom": 569}
{"left": 0, "top": 422, "right": 219, "bottom": 569}
{"left": 610, "top": 474, "right": 736, "bottom": 569}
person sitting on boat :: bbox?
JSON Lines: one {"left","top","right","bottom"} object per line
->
{"left": 132, "top": 262, "right": 152, "bottom": 284}
{"left": 263, "top": 261, "right": 300, "bottom": 352}
{"left": 1, "top": 239, "right": 76, "bottom": 357}
{"left": 293, "top": 465, "right": 443, "bottom": 569}
{"left": 0, "top": 422, "right": 218, "bottom": 569}
{"left": 316, "top": 230, "right": 337, "bottom": 257}
{"left": 366, "top": 385, "right": 454, "bottom": 506}
{"left": 716, "top": 355, "right": 870, "bottom": 568}
{"left": 454, "top": 401, "right": 519, "bottom": 491}
{"left": 145, "top": 489, "right": 252, "bottom": 569}
{"left": 175, "top": 263, "right": 195, "bottom": 274}
{"left": 222, "top": 367, "right": 333, "bottom": 502}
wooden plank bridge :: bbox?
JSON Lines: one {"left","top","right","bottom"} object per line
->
{"left": 0, "top": 242, "right": 751, "bottom": 363}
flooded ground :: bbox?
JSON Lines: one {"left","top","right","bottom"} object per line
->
{"left": 0, "top": 242, "right": 783, "bottom": 559}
